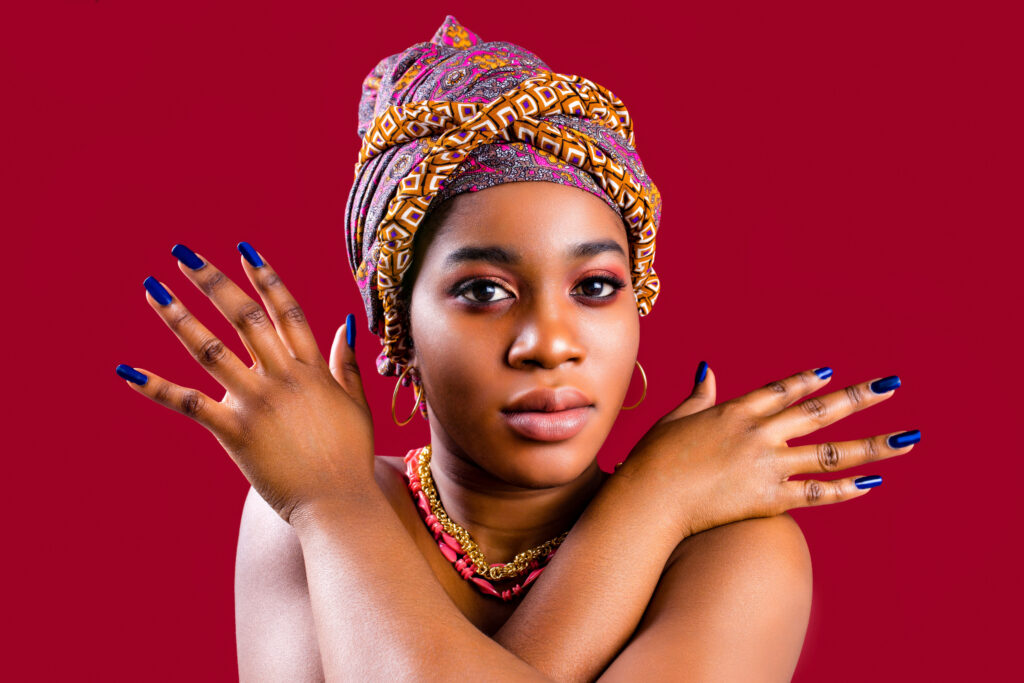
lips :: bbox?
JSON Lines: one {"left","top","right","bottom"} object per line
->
{"left": 500, "top": 387, "right": 594, "bottom": 442}
{"left": 502, "top": 387, "right": 592, "bottom": 413}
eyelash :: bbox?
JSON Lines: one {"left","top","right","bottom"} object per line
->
{"left": 452, "top": 275, "right": 628, "bottom": 306}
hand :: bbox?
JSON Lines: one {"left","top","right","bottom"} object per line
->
{"left": 116, "top": 243, "right": 375, "bottom": 525}
{"left": 622, "top": 363, "right": 920, "bottom": 539}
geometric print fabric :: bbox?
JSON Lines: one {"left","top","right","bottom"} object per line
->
{"left": 356, "top": 70, "right": 662, "bottom": 378}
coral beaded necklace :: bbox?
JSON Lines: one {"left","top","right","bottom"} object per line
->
{"left": 402, "top": 445, "right": 567, "bottom": 602}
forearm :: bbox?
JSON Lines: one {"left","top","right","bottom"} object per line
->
{"left": 492, "top": 458, "right": 685, "bottom": 682}
{"left": 290, "top": 485, "right": 552, "bottom": 681}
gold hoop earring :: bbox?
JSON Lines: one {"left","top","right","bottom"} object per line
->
{"left": 620, "top": 360, "right": 647, "bottom": 411}
{"left": 392, "top": 364, "right": 423, "bottom": 426}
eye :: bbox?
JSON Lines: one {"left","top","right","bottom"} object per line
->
{"left": 456, "top": 279, "right": 514, "bottom": 304}
{"left": 573, "top": 275, "right": 626, "bottom": 299}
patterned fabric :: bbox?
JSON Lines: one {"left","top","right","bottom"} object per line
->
{"left": 343, "top": 15, "right": 663, "bottom": 398}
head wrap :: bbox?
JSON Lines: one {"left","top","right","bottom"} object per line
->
{"left": 344, "top": 15, "right": 663, "bottom": 388}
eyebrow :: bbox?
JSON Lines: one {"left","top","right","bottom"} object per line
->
{"left": 443, "top": 239, "right": 627, "bottom": 268}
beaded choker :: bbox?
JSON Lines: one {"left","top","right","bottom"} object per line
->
{"left": 402, "top": 444, "right": 567, "bottom": 601}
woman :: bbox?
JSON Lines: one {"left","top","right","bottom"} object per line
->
{"left": 115, "top": 16, "right": 920, "bottom": 681}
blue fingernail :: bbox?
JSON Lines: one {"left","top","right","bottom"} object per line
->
{"left": 887, "top": 429, "right": 921, "bottom": 448}
{"left": 171, "top": 243, "right": 205, "bottom": 270}
{"left": 869, "top": 375, "right": 901, "bottom": 394}
{"left": 237, "top": 241, "right": 264, "bottom": 268}
{"left": 855, "top": 475, "right": 883, "bottom": 489}
{"left": 346, "top": 313, "right": 356, "bottom": 350}
{"left": 143, "top": 276, "right": 172, "bottom": 306}
{"left": 695, "top": 360, "right": 708, "bottom": 384}
{"left": 116, "top": 364, "right": 148, "bottom": 385}
{"left": 814, "top": 367, "right": 833, "bottom": 380}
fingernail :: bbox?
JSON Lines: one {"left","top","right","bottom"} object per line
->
{"left": 345, "top": 313, "right": 356, "bottom": 350}
{"left": 171, "top": 243, "right": 205, "bottom": 270}
{"left": 143, "top": 276, "right": 173, "bottom": 306}
{"left": 695, "top": 360, "right": 708, "bottom": 384}
{"left": 869, "top": 375, "right": 901, "bottom": 394}
{"left": 116, "top": 364, "right": 148, "bottom": 385}
{"left": 814, "top": 367, "right": 833, "bottom": 380}
{"left": 237, "top": 241, "right": 264, "bottom": 268}
{"left": 855, "top": 475, "right": 883, "bottom": 489}
{"left": 887, "top": 429, "right": 921, "bottom": 448}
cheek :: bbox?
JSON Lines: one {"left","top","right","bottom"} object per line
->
{"left": 410, "top": 296, "right": 502, "bottom": 404}
{"left": 585, "top": 309, "right": 640, "bottom": 403}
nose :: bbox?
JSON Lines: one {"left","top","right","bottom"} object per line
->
{"left": 506, "top": 292, "right": 586, "bottom": 370}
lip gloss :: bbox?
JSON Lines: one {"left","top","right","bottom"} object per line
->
{"left": 500, "top": 407, "right": 592, "bottom": 441}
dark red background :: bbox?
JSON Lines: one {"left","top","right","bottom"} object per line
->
{"left": 6, "top": 1, "right": 1020, "bottom": 680}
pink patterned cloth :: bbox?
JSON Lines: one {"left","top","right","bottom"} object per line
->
{"left": 343, "top": 15, "right": 661, "bottom": 388}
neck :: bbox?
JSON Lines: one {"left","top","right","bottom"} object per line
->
{"left": 420, "top": 431, "right": 611, "bottom": 565}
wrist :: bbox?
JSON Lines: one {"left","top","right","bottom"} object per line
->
{"left": 287, "top": 482, "right": 386, "bottom": 536}
{"left": 616, "top": 443, "right": 699, "bottom": 542}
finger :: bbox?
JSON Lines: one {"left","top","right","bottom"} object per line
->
{"left": 782, "top": 429, "right": 922, "bottom": 476}
{"left": 114, "top": 363, "right": 234, "bottom": 434}
{"left": 734, "top": 366, "right": 833, "bottom": 415}
{"left": 660, "top": 360, "right": 717, "bottom": 422}
{"left": 234, "top": 242, "right": 324, "bottom": 366}
{"left": 329, "top": 313, "right": 367, "bottom": 406}
{"left": 143, "top": 276, "right": 259, "bottom": 396}
{"left": 769, "top": 375, "right": 902, "bottom": 440}
{"left": 170, "top": 243, "right": 292, "bottom": 373}
{"left": 780, "top": 473, "right": 885, "bottom": 511}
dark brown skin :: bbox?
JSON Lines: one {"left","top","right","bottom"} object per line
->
{"left": 122, "top": 181, "right": 918, "bottom": 680}
{"left": 401, "top": 180, "right": 635, "bottom": 564}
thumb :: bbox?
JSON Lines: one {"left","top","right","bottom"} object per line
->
{"left": 661, "top": 360, "right": 717, "bottom": 422}
{"left": 330, "top": 313, "right": 367, "bottom": 405}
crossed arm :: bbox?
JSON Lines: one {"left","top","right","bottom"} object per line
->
{"left": 236, "top": 455, "right": 812, "bottom": 682}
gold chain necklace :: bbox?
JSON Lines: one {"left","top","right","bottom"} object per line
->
{"left": 416, "top": 444, "right": 569, "bottom": 581}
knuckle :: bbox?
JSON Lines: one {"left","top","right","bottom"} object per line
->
{"left": 743, "top": 416, "right": 764, "bottom": 436}
{"left": 862, "top": 435, "right": 881, "bottom": 461}
{"left": 802, "top": 479, "right": 825, "bottom": 505}
{"left": 277, "top": 370, "right": 303, "bottom": 393}
{"left": 799, "top": 397, "right": 828, "bottom": 422}
{"left": 180, "top": 389, "right": 205, "bottom": 418}
{"left": 196, "top": 337, "right": 227, "bottom": 366}
{"left": 154, "top": 381, "right": 173, "bottom": 405}
{"left": 258, "top": 271, "right": 283, "bottom": 291}
{"left": 168, "top": 309, "right": 193, "bottom": 333}
{"left": 344, "top": 360, "right": 362, "bottom": 378}
{"left": 235, "top": 302, "right": 270, "bottom": 330}
{"left": 845, "top": 383, "right": 866, "bottom": 407}
{"left": 198, "top": 270, "right": 227, "bottom": 297}
{"left": 764, "top": 380, "right": 788, "bottom": 396}
{"left": 279, "top": 304, "right": 307, "bottom": 328}
{"left": 816, "top": 441, "right": 842, "bottom": 471}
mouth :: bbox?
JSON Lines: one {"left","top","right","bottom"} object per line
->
{"left": 499, "top": 406, "right": 593, "bottom": 442}
{"left": 500, "top": 386, "right": 594, "bottom": 442}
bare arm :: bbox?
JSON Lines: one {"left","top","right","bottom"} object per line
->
{"left": 289, "top": 485, "right": 554, "bottom": 681}
{"left": 492, "top": 456, "right": 685, "bottom": 681}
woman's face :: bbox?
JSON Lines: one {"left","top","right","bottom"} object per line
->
{"left": 407, "top": 181, "right": 640, "bottom": 488}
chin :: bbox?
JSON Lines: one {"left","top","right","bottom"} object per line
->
{"left": 488, "top": 435, "right": 604, "bottom": 489}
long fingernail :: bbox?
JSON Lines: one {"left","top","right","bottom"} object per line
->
{"left": 171, "top": 243, "right": 206, "bottom": 270}
{"left": 695, "top": 360, "right": 708, "bottom": 384}
{"left": 855, "top": 475, "right": 883, "bottom": 489}
{"left": 116, "top": 364, "right": 148, "bottom": 385}
{"left": 814, "top": 367, "right": 833, "bottom": 380}
{"left": 869, "top": 375, "right": 901, "bottom": 394}
{"left": 346, "top": 313, "right": 356, "bottom": 350}
{"left": 887, "top": 429, "right": 921, "bottom": 448}
{"left": 237, "top": 241, "right": 264, "bottom": 268}
{"left": 143, "top": 276, "right": 172, "bottom": 306}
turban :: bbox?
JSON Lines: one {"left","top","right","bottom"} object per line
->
{"left": 343, "top": 15, "right": 663, "bottom": 387}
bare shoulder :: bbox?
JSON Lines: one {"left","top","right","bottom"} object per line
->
{"left": 234, "top": 457, "right": 408, "bottom": 682}
{"left": 599, "top": 513, "right": 813, "bottom": 682}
